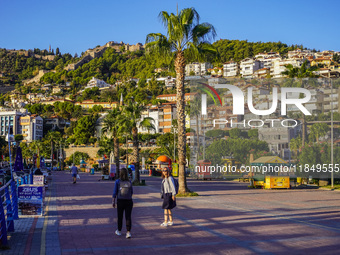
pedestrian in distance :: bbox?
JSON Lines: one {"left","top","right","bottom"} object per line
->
{"left": 160, "top": 167, "right": 177, "bottom": 227}
{"left": 70, "top": 164, "right": 78, "bottom": 184}
{"left": 112, "top": 168, "right": 133, "bottom": 239}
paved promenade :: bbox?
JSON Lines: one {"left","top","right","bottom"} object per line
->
{"left": 3, "top": 171, "right": 340, "bottom": 254}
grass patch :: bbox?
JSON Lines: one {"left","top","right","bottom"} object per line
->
{"left": 176, "top": 192, "right": 199, "bottom": 197}
{"left": 321, "top": 184, "right": 340, "bottom": 190}
{"left": 132, "top": 180, "right": 147, "bottom": 186}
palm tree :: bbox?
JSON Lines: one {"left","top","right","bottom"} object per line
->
{"left": 146, "top": 8, "right": 216, "bottom": 193}
{"left": 102, "top": 108, "right": 122, "bottom": 178}
{"left": 119, "top": 101, "right": 154, "bottom": 184}
{"left": 282, "top": 61, "right": 318, "bottom": 79}
{"left": 45, "top": 131, "right": 61, "bottom": 164}
{"left": 309, "top": 123, "right": 329, "bottom": 143}
{"left": 290, "top": 136, "right": 302, "bottom": 161}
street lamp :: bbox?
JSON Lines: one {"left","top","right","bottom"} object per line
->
{"left": 331, "top": 79, "right": 334, "bottom": 188}
{"left": 5, "top": 124, "right": 14, "bottom": 180}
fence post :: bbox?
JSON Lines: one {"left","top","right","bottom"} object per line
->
{"left": 0, "top": 194, "right": 8, "bottom": 247}
{"left": 4, "top": 187, "right": 14, "bottom": 232}
{"left": 11, "top": 182, "right": 18, "bottom": 220}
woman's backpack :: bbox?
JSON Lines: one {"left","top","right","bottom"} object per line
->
{"left": 118, "top": 180, "right": 132, "bottom": 199}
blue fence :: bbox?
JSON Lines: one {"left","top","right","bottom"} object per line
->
{"left": 0, "top": 180, "right": 19, "bottom": 247}
{"left": 0, "top": 173, "right": 32, "bottom": 247}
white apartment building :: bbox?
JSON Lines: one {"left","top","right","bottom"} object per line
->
{"left": 0, "top": 109, "right": 27, "bottom": 136}
{"left": 240, "top": 58, "right": 263, "bottom": 78}
{"left": 288, "top": 48, "right": 313, "bottom": 58}
{"left": 223, "top": 61, "right": 238, "bottom": 77}
{"left": 85, "top": 77, "right": 111, "bottom": 89}
{"left": 139, "top": 106, "right": 159, "bottom": 134}
{"left": 185, "top": 62, "right": 213, "bottom": 76}
{"left": 19, "top": 115, "right": 43, "bottom": 142}
{"left": 272, "top": 58, "right": 305, "bottom": 78}
{"left": 254, "top": 52, "right": 281, "bottom": 59}
{"left": 284, "top": 89, "right": 324, "bottom": 115}
{"left": 323, "top": 88, "right": 340, "bottom": 113}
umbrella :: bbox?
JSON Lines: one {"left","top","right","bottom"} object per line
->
{"left": 14, "top": 146, "right": 24, "bottom": 172}
{"left": 128, "top": 164, "right": 135, "bottom": 171}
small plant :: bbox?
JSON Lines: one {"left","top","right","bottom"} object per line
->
{"left": 176, "top": 192, "right": 198, "bottom": 197}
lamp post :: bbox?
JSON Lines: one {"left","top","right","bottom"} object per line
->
{"left": 6, "top": 123, "right": 14, "bottom": 180}
{"left": 331, "top": 79, "right": 334, "bottom": 188}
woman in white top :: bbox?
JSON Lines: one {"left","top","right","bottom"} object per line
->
{"left": 160, "top": 167, "right": 177, "bottom": 227}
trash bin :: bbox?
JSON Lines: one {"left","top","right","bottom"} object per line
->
{"left": 90, "top": 168, "right": 95, "bottom": 175}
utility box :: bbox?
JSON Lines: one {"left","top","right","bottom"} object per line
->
{"left": 265, "top": 176, "right": 290, "bottom": 189}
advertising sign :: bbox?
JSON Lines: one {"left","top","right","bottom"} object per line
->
{"left": 33, "top": 175, "right": 44, "bottom": 185}
{"left": 18, "top": 185, "right": 44, "bottom": 215}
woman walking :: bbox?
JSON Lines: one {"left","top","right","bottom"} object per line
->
{"left": 112, "top": 168, "right": 133, "bottom": 238}
{"left": 160, "top": 167, "right": 177, "bottom": 227}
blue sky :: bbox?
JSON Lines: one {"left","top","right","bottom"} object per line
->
{"left": 1, "top": 0, "right": 339, "bottom": 55}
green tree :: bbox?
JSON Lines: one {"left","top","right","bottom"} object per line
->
{"left": 45, "top": 131, "right": 61, "bottom": 163}
{"left": 290, "top": 136, "right": 302, "bottom": 161}
{"left": 146, "top": 8, "right": 216, "bottom": 194}
{"left": 309, "top": 123, "right": 329, "bottom": 143}
{"left": 229, "top": 128, "right": 241, "bottom": 139}
{"left": 282, "top": 60, "right": 318, "bottom": 79}
{"left": 119, "top": 101, "right": 154, "bottom": 184}
{"left": 66, "top": 151, "right": 90, "bottom": 166}
{"left": 72, "top": 115, "right": 98, "bottom": 145}
{"left": 102, "top": 108, "right": 122, "bottom": 178}
{"left": 248, "top": 129, "right": 258, "bottom": 139}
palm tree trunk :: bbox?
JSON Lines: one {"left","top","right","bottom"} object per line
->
{"left": 132, "top": 127, "right": 140, "bottom": 184}
{"left": 114, "top": 137, "right": 120, "bottom": 179}
{"left": 175, "top": 51, "right": 189, "bottom": 193}
{"left": 51, "top": 140, "right": 53, "bottom": 166}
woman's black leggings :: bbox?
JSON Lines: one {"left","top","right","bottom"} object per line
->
{"left": 117, "top": 199, "right": 133, "bottom": 231}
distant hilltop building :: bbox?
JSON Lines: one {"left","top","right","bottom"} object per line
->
{"left": 65, "top": 41, "right": 145, "bottom": 71}
{"left": 85, "top": 77, "right": 111, "bottom": 89}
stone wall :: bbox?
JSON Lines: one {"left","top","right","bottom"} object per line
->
{"left": 64, "top": 146, "right": 100, "bottom": 160}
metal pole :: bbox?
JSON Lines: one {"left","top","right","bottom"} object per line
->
{"left": 173, "top": 128, "right": 176, "bottom": 161}
{"left": 7, "top": 123, "right": 13, "bottom": 180}
{"left": 126, "top": 135, "right": 129, "bottom": 166}
{"left": 331, "top": 79, "right": 334, "bottom": 188}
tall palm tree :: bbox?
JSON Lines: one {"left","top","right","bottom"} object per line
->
{"left": 119, "top": 101, "right": 154, "bottom": 184}
{"left": 102, "top": 108, "right": 122, "bottom": 178}
{"left": 146, "top": 8, "right": 216, "bottom": 193}
{"left": 45, "top": 131, "right": 61, "bottom": 164}
{"left": 290, "top": 136, "right": 302, "bottom": 161}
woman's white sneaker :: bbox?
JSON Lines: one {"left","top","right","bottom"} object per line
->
{"left": 160, "top": 222, "right": 168, "bottom": 227}
{"left": 115, "top": 230, "right": 121, "bottom": 236}
{"left": 126, "top": 232, "right": 132, "bottom": 239}
{"left": 167, "top": 221, "right": 174, "bottom": 226}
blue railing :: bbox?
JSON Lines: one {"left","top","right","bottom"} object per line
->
{"left": 0, "top": 179, "right": 19, "bottom": 247}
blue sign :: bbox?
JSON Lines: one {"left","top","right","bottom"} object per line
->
{"left": 18, "top": 185, "right": 44, "bottom": 201}
{"left": 18, "top": 185, "right": 44, "bottom": 215}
